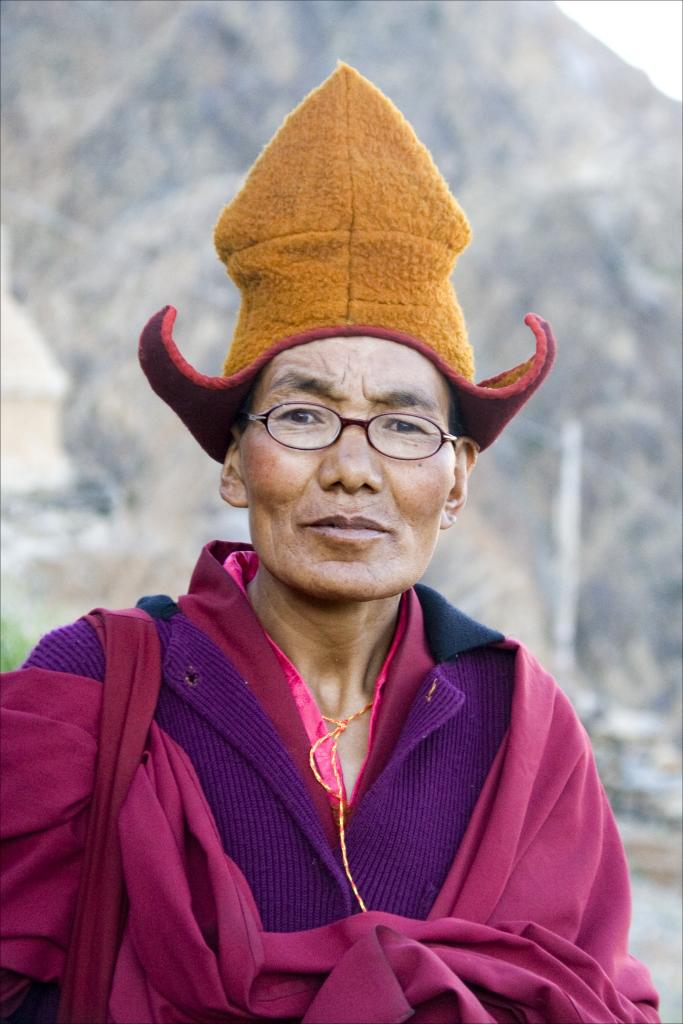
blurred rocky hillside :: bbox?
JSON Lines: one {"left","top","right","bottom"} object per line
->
{"left": 1, "top": 0, "right": 681, "bottom": 764}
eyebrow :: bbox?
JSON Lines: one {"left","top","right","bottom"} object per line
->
{"left": 267, "top": 372, "right": 441, "bottom": 415}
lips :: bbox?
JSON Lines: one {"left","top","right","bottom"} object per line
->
{"left": 306, "top": 515, "right": 389, "bottom": 532}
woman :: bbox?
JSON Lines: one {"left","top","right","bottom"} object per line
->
{"left": 1, "top": 64, "right": 659, "bottom": 1023}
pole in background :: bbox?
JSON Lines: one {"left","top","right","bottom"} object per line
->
{"left": 553, "top": 418, "right": 583, "bottom": 684}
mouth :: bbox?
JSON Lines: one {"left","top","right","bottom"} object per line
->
{"left": 304, "top": 515, "right": 389, "bottom": 539}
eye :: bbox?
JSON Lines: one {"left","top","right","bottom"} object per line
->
{"left": 271, "top": 405, "right": 327, "bottom": 426}
{"left": 380, "top": 415, "right": 432, "bottom": 435}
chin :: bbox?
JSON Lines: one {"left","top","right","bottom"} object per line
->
{"left": 280, "top": 562, "right": 415, "bottom": 603}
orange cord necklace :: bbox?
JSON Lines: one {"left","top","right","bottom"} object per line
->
{"left": 309, "top": 701, "right": 373, "bottom": 912}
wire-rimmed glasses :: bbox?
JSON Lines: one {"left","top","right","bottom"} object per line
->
{"left": 244, "top": 402, "right": 463, "bottom": 461}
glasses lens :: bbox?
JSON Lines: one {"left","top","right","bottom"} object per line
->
{"left": 267, "top": 403, "right": 339, "bottom": 449}
{"left": 369, "top": 413, "right": 442, "bottom": 459}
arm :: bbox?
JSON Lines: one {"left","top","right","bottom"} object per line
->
{"left": 1, "top": 622, "right": 104, "bottom": 1021}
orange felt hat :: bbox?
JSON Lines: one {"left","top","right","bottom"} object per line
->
{"left": 139, "top": 63, "right": 555, "bottom": 461}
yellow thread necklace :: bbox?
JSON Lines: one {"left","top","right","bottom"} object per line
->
{"left": 309, "top": 701, "right": 373, "bottom": 912}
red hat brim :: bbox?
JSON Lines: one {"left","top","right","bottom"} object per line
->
{"left": 138, "top": 307, "right": 556, "bottom": 462}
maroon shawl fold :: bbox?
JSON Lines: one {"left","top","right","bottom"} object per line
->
{"left": 1, "top": 639, "right": 660, "bottom": 1023}
{"left": 57, "top": 609, "right": 162, "bottom": 1024}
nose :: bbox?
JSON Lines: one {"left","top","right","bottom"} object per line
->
{"left": 317, "top": 422, "right": 383, "bottom": 493}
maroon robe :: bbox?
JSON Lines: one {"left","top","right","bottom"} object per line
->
{"left": 1, "top": 631, "right": 660, "bottom": 1022}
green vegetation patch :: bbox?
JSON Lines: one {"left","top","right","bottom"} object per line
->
{"left": 1, "top": 618, "right": 35, "bottom": 672}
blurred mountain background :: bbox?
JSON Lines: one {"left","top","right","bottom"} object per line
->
{"left": 1, "top": 1, "right": 681, "bottom": 1011}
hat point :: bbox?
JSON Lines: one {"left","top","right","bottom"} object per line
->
{"left": 333, "top": 59, "right": 359, "bottom": 75}
{"left": 328, "top": 60, "right": 381, "bottom": 95}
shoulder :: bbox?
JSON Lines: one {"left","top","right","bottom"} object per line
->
{"left": 499, "top": 637, "right": 593, "bottom": 764}
{"left": 417, "top": 582, "right": 588, "bottom": 751}
{"left": 417, "top": 582, "right": 581, "bottom": 725}
{"left": 21, "top": 617, "right": 105, "bottom": 681}
{"left": 17, "top": 596, "right": 181, "bottom": 684}
{"left": 2, "top": 619, "right": 105, "bottom": 745}
{"left": 2, "top": 618, "right": 106, "bottom": 734}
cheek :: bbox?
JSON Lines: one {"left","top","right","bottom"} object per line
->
{"left": 392, "top": 460, "right": 454, "bottom": 530}
{"left": 241, "top": 438, "right": 311, "bottom": 518}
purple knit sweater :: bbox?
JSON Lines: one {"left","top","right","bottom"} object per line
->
{"left": 10, "top": 583, "right": 512, "bottom": 1023}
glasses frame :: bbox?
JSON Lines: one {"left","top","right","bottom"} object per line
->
{"left": 244, "top": 401, "right": 469, "bottom": 461}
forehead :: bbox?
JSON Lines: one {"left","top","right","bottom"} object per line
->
{"left": 255, "top": 335, "right": 451, "bottom": 411}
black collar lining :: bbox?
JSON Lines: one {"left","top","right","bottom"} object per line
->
{"left": 415, "top": 583, "right": 503, "bottom": 663}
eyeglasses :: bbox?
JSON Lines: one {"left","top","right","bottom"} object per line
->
{"left": 244, "top": 402, "right": 465, "bottom": 461}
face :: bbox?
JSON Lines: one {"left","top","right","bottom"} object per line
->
{"left": 220, "top": 336, "right": 477, "bottom": 603}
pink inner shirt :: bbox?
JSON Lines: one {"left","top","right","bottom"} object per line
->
{"left": 223, "top": 549, "right": 407, "bottom": 808}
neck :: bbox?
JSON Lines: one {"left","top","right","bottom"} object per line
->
{"left": 247, "top": 565, "right": 401, "bottom": 718}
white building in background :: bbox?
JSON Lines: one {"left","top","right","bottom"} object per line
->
{"left": 1, "top": 225, "right": 72, "bottom": 493}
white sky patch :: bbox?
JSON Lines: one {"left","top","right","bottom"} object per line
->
{"left": 555, "top": 1, "right": 682, "bottom": 101}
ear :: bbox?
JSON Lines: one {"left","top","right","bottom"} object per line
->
{"left": 219, "top": 428, "right": 249, "bottom": 508}
{"left": 440, "top": 437, "right": 478, "bottom": 530}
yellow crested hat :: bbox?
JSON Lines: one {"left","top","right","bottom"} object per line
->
{"left": 139, "top": 63, "right": 555, "bottom": 460}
